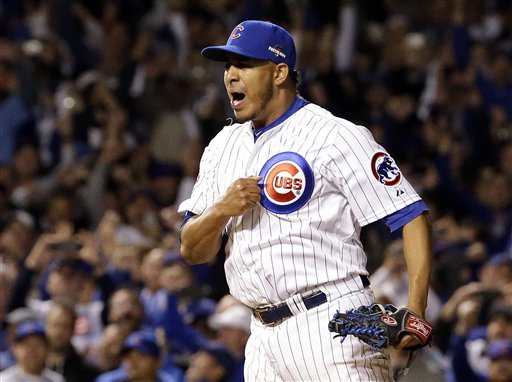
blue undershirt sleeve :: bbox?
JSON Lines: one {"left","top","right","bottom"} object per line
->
{"left": 180, "top": 211, "right": 197, "bottom": 231}
{"left": 384, "top": 200, "right": 428, "bottom": 232}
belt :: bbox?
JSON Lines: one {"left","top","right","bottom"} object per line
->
{"left": 253, "top": 275, "right": 370, "bottom": 325}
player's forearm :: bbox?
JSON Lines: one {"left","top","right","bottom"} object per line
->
{"left": 180, "top": 206, "right": 230, "bottom": 264}
{"left": 402, "top": 212, "right": 432, "bottom": 318}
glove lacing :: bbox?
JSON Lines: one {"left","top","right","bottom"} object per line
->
{"left": 330, "top": 308, "right": 388, "bottom": 348}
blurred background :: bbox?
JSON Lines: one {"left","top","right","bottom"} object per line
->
{"left": 0, "top": 0, "right": 511, "bottom": 381}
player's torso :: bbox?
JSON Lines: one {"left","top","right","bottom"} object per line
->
{"left": 211, "top": 105, "right": 368, "bottom": 307}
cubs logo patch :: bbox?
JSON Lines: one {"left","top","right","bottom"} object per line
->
{"left": 259, "top": 152, "right": 314, "bottom": 214}
{"left": 371, "top": 152, "right": 402, "bottom": 186}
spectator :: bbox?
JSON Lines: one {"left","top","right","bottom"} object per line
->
{"left": 45, "top": 302, "right": 101, "bottom": 382}
{"left": 106, "top": 287, "right": 144, "bottom": 333}
{"left": 85, "top": 323, "right": 130, "bottom": 373}
{"left": 185, "top": 342, "right": 235, "bottom": 382}
{"left": 95, "top": 330, "right": 184, "bottom": 382}
{"left": 487, "top": 339, "right": 512, "bottom": 382}
{"left": 140, "top": 247, "right": 168, "bottom": 329}
{"left": 0, "top": 307, "right": 39, "bottom": 371}
{"left": 208, "top": 302, "right": 251, "bottom": 382}
{"left": 0, "top": 321, "right": 64, "bottom": 381}
{"left": 450, "top": 303, "right": 512, "bottom": 382}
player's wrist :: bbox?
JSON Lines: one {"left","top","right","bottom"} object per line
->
{"left": 405, "top": 303, "right": 426, "bottom": 318}
{"left": 209, "top": 202, "right": 234, "bottom": 220}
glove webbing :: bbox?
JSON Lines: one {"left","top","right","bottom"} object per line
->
{"left": 328, "top": 309, "right": 388, "bottom": 348}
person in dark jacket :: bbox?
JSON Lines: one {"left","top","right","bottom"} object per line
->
{"left": 45, "top": 302, "right": 100, "bottom": 382}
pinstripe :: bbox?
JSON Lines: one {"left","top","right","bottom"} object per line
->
{"left": 292, "top": 316, "right": 314, "bottom": 381}
{"left": 304, "top": 308, "right": 322, "bottom": 380}
{"left": 333, "top": 136, "right": 385, "bottom": 214}
{"left": 351, "top": 291, "right": 373, "bottom": 382}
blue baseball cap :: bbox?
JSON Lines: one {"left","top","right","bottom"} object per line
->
{"left": 121, "top": 331, "right": 160, "bottom": 358}
{"left": 14, "top": 320, "right": 46, "bottom": 342}
{"left": 203, "top": 342, "right": 235, "bottom": 377}
{"left": 202, "top": 20, "right": 296, "bottom": 69}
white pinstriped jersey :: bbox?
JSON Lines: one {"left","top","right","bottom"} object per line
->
{"left": 179, "top": 102, "right": 421, "bottom": 308}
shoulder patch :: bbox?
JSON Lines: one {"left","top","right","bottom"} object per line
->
{"left": 371, "top": 152, "right": 402, "bottom": 186}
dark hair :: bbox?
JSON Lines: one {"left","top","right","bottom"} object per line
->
{"left": 291, "top": 70, "right": 301, "bottom": 92}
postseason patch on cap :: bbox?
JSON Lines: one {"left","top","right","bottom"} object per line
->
{"left": 259, "top": 152, "right": 314, "bottom": 214}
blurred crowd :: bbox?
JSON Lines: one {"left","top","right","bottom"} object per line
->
{"left": 0, "top": 0, "right": 511, "bottom": 381}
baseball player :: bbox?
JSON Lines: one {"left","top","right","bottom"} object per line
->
{"left": 179, "top": 20, "right": 432, "bottom": 381}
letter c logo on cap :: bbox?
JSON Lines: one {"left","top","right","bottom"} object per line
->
{"left": 231, "top": 25, "right": 244, "bottom": 39}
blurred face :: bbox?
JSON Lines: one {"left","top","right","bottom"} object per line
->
{"left": 488, "top": 316, "right": 512, "bottom": 342}
{"left": 46, "top": 267, "right": 81, "bottom": 299}
{"left": 13, "top": 145, "right": 39, "bottom": 179}
{"left": 46, "top": 307, "right": 74, "bottom": 351}
{"left": 141, "top": 249, "right": 165, "bottom": 291}
{"left": 186, "top": 351, "right": 224, "bottom": 382}
{"left": 488, "top": 358, "right": 512, "bottom": 382}
{"left": 123, "top": 350, "right": 159, "bottom": 381}
{"left": 108, "top": 289, "right": 143, "bottom": 331}
{"left": 13, "top": 336, "right": 47, "bottom": 375}
{"left": 0, "top": 220, "right": 33, "bottom": 259}
{"left": 151, "top": 176, "right": 179, "bottom": 206}
{"left": 45, "top": 196, "right": 72, "bottom": 225}
{"left": 111, "top": 245, "right": 142, "bottom": 280}
{"left": 159, "top": 262, "right": 193, "bottom": 294}
{"left": 124, "top": 195, "right": 155, "bottom": 224}
{"left": 481, "top": 264, "right": 512, "bottom": 288}
{"left": 224, "top": 56, "right": 277, "bottom": 128}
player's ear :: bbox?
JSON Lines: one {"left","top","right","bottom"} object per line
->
{"left": 274, "top": 63, "right": 289, "bottom": 86}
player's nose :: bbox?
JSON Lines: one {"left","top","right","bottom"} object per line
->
{"left": 224, "top": 64, "right": 240, "bottom": 83}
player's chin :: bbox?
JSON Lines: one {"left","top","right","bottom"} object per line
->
{"left": 233, "top": 111, "right": 250, "bottom": 124}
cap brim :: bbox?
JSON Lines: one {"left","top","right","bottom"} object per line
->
{"left": 201, "top": 45, "right": 264, "bottom": 62}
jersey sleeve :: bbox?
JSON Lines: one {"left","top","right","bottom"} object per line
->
{"left": 325, "top": 122, "right": 422, "bottom": 227}
{"left": 177, "top": 142, "right": 218, "bottom": 215}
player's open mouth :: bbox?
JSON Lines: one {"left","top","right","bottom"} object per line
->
{"left": 230, "top": 92, "right": 246, "bottom": 110}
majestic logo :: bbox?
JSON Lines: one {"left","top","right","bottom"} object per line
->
{"left": 230, "top": 24, "right": 244, "bottom": 39}
{"left": 259, "top": 152, "right": 314, "bottom": 214}
{"left": 381, "top": 315, "right": 398, "bottom": 326}
{"left": 371, "top": 152, "right": 402, "bottom": 186}
{"left": 405, "top": 315, "right": 432, "bottom": 342}
{"left": 268, "top": 45, "right": 286, "bottom": 58}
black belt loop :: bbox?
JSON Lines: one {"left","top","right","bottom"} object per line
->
{"left": 360, "top": 275, "right": 371, "bottom": 288}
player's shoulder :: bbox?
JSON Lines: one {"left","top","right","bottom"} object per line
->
{"left": 302, "top": 103, "right": 372, "bottom": 137}
{"left": 207, "top": 120, "right": 251, "bottom": 147}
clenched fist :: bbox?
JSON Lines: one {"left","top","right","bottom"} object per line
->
{"left": 216, "top": 176, "right": 262, "bottom": 217}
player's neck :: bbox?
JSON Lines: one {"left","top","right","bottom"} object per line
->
{"left": 253, "top": 90, "right": 296, "bottom": 129}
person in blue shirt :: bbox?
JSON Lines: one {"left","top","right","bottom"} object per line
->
{"left": 95, "top": 330, "right": 184, "bottom": 382}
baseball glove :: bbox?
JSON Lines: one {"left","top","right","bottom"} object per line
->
{"left": 328, "top": 303, "right": 433, "bottom": 350}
